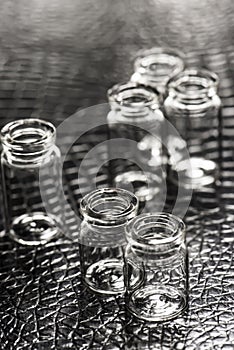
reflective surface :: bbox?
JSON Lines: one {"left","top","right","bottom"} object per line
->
{"left": 0, "top": 0, "right": 233, "bottom": 348}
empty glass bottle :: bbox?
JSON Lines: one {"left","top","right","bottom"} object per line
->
{"left": 124, "top": 212, "right": 187, "bottom": 322}
{"left": 1, "top": 118, "right": 63, "bottom": 245}
{"left": 164, "top": 68, "right": 221, "bottom": 189}
{"left": 79, "top": 187, "right": 138, "bottom": 295}
{"left": 131, "top": 47, "right": 185, "bottom": 96}
{"left": 107, "top": 82, "right": 167, "bottom": 211}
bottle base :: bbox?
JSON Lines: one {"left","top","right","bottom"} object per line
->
{"left": 84, "top": 259, "right": 125, "bottom": 295}
{"left": 170, "top": 157, "right": 218, "bottom": 190}
{"left": 127, "top": 285, "right": 186, "bottom": 322}
{"left": 114, "top": 170, "right": 164, "bottom": 205}
{"left": 8, "top": 212, "right": 61, "bottom": 246}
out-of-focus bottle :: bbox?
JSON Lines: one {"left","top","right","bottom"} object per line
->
{"left": 164, "top": 68, "right": 221, "bottom": 189}
{"left": 107, "top": 82, "right": 167, "bottom": 211}
{"left": 131, "top": 47, "right": 185, "bottom": 97}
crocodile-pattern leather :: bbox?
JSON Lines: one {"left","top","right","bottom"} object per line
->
{"left": 0, "top": 0, "right": 234, "bottom": 349}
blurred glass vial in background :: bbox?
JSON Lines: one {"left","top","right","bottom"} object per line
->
{"left": 164, "top": 68, "right": 221, "bottom": 190}
{"left": 107, "top": 82, "right": 167, "bottom": 211}
{"left": 131, "top": 47, "right": 185, "bottom": 97}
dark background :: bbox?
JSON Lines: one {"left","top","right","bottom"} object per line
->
{"left": 0, "top": 0, "right": 234, "bottom": 349}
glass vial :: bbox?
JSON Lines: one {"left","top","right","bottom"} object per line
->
{"left": 1, "top": 118, "right": 63, "bottom": 245}
{"left": 131, "top": 47, "right": 185, "bottom": 96}
{"left": 107, "top": 82, "right": 166, "bottom": 210}
{"left": 164, "top": 68, "right": 221, "bottom": 189}
{"left": 79, "top": 187, "right": 138, "bottom": 295}
{"left": 124, "top": 213, "right": 187, "bottom": 322}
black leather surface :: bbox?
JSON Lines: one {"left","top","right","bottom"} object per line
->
{"left": 0, "top": 0, "right": 234, "bottom": 349}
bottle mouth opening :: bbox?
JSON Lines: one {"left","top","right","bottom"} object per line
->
{"left": 80, "top": 187, "right": 139, "bottom": 226}
{"left": 168, "top": 68, "right": 219, "bottom": 101}
{"left": 134, "top": 47, "right": 185, "bottom": 81}
{"left": 107, "top": 82, "right": 159, "bottom": 115}
{"left": 1, "top": 118, "right": 56, "bottom": 154}
{"left": 125, "top": 213, "right": 185, "bottom": 249}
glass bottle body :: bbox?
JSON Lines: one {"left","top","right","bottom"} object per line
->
{"left": 131, "top": 47, "right": 185, "bottom": 96}
{"left": 124, "top": 213, "right": 187, "bottom": 322}
{"left": 1, "top": 119, "right": 63, "bottom": 245}
{"left": 164, "top": 69, "right": 221, "bottom": 189}
{"left": 79, "top": 187, "right": 138, "bottom": 295}
{"left": 107, "top": 82, "right": 167, "bottom": 211}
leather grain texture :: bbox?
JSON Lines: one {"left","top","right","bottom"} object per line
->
{"left": 0, "top": 0, "right": 234, "bottom": 349}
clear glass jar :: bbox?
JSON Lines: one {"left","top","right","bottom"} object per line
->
{"left": 79, "top": 187, "right": 138, "bottom": 295}
{"left": 124, "top": 213, "right": 187, "bottom": 322}
{"left": 1, "top": 118, "right": 63, "bottom": 245}
{"left": 107, "top": 82, "right": 166, "bottom": 210}
{"left": 131, "top": 47, "right": 185, "bottom": 96}
{"left": 164, "top": 68, "right": 221, "bottom": 189}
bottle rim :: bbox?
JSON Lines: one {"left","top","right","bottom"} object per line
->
{"left": 133, "top": 47, "right": 185, "bottom": 80}
{"left": 107, "top": 81, "right": 160, "bottom": 113}
{"left": 167, "top": 68, "right": 219, "bottom": 101}
{"left": 125, "top": 212, "right": 185, "bottom": 249}
{"left": 0, "top": 118, "right": 56, "bottom": 154}
{"left": 80, "top": 187, "right": 139, "bottom": 227}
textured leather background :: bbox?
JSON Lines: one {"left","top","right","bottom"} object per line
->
{"left": 0, "top": 0, "right": 234, "bottom": 349}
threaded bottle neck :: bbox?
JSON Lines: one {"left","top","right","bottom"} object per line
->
{"left": 125, "top": 213, "right": 185, "bottom": 258}
{"left": 131, "top": 47, "right": 185, "bottom": 90}
{"left": 167, "top": 68, "right": 219, "bottom": 106}
{"left": 80, "top": 187, "right": 139, "bottom": 227}
{"left": 1, "top": 118, "right": 56, "bottom": 167}
{"left": 107, "top": 82, "right": 160, "bottom": 119}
